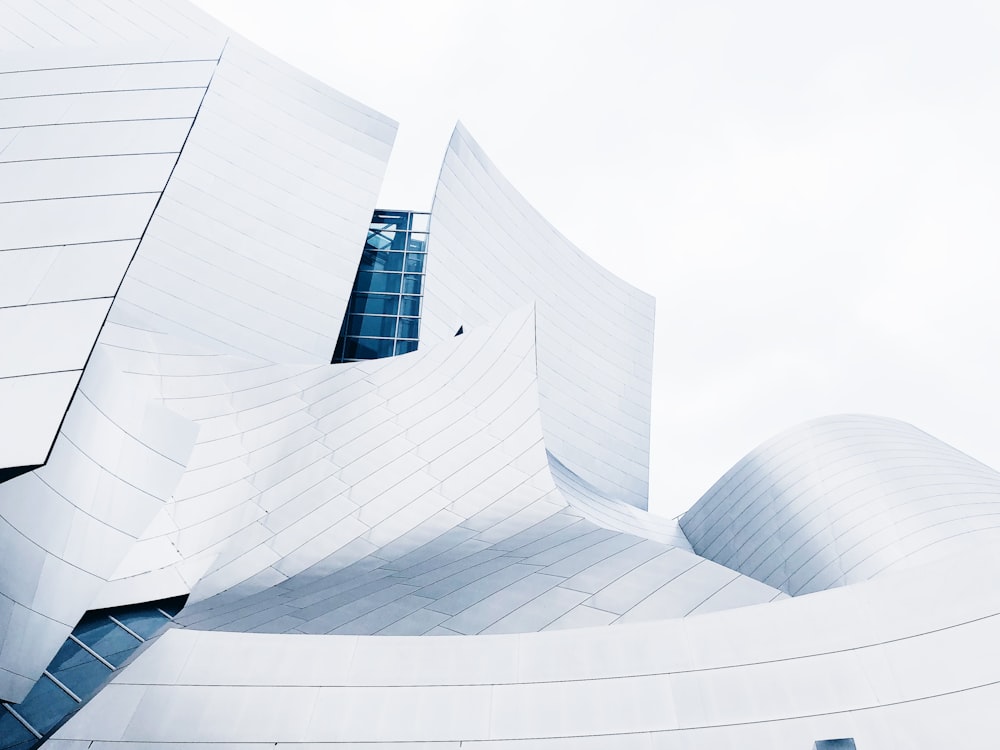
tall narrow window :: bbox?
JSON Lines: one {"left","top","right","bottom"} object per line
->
{"left": 332, "top": 210, "right": 430, "bottom": 363}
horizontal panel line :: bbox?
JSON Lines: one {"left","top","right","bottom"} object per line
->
{"left": 0, "top": 191, "right": 160, "bottom": 206}
{"left": 0, "top": 151, "right": 180, "bottom": 165}
{"left": 0, "top": 237, "right": 141, "bottom": 254}
{"left": 0, "top": 85, "right": 207, "bottom": 102}
{"left": 0, "top": 59, "right": 221, "bottom": 77}
{"left": 0, "top": 367, "right": 82, "bottom": 381}
{"left": 0, "top": 296, "right": 113, "bottom": 311}
{"left": 0, "top": 116, "right": 193, "bottom": 131}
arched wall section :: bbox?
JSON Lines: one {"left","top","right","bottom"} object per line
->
{"left": 422, "top": 124, "right": 655, "bottom": 509}
{"left": 680, "top": 414, "right": 1000, "bottom": 595}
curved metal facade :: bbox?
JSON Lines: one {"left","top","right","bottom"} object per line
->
{"left": 0, "top": 1, "right": 997, "bottom": 748}
{"left": 423, "top": 124, "right": 656, "bottom": 510}
{"left": 680, "top": 414, "right": 1000, "bottom": 595}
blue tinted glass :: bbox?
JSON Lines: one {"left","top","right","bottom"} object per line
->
{"left": 394, "top": 340, "right": 418, "bottom": 355}
{"left": 47, "top": 638, "right": 112, "bottom": 701}
{"left": 402, "top": 274, "right": 422, "bottom": 294}
{"left": 14, "top": 674, "right": 75, "bottom": 734}
{"left": 74, "top": 616, "right": 141, "bottom": 666}
{"left": 157, "top": 597, "right": 186, "bottom": 617}
{"left": 365, "top": 229, "right": 392, "bottom": 250}
{"left": 0, "top": 709, "right": 36, "bottom": 750}
{"left": 350, "top": 293, "right": 398, "bottom": 316}
{"left": 406, "top": 234, "right": 428, "bottom": 252}
{"left": 400, "top": 296, "right": 421, "bottom": 316}
{"left": 366, "top": 228, "right": 407, "bottom": 251}
{"left": 112, "top": 607, "right": 171, "bottom": 640}
{"left": 409, "top": 213, "right": 430, "bottom": 232}
{"left": 404, "top": 253, "right": 424, "bottom": 272}
{"left": 397, "top": 318, "right": 419, "bottom": 339}
{"left": 344, "top": 337, "right": 395, "bottom": 360}
{"left": 356, "top": 272, "right": 401, "bottom": 294}
{"left": 359, "top": 249, "right": 403, "bottom": 272}
{"left": 371, "top": 210, "right": 410, "bottom": 231}
{"left": 347, "top": 315, "right": 396, "bottom": 338}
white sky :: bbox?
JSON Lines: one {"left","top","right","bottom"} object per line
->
{"left": 195, "top": 0, "right": 1000, "bottom": 518}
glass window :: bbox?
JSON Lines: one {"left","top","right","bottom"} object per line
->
{"left": 347, "top": 315, "right": 396, "bottom": 338}
{"left": 343, "top": 337, "right": 395, "bottom": 360}
{"left": 359, "top": 248, "right": 404, "bottom": 272}
{"left": 400, "top": 296, "right": 421, "bottom": 317}
{"left": 371, "top": 210, "right": 410, "bottom": 231}
{"left": 112, "top": 607, "right": 171, "bottom": 641}
{"left": 409, "top": 213, "right": 431, "bottom": 232}
{"left": 13, "top": 674, "right": 76, "bottom": 735}
{"left": 356, "top": 271, "right": 401, "bottom": 294}
{"left": 397, "top": 318, "right": 419, "bottom": 339}
{"left": 365, "top": 229, "right": 392, "bottom": 251}
{"left": 47, "top": 637, "right": 113, "bottom": 702}
{"left": 402, "top": 274, "right": 422, "bottom": 295}
{"left": 395, "top": 340, "right": 418, "bottom": 355}
{"left": 157, "top": 597, "right": 186, "bottom": 617}
{"left": 350, "top": 293, "right": 399, "bottom": 316}
{"left": 0, "top": 709, "right": 37, "bottom": 750}
{"left": 403, "top": 253, "right": 424, "bottom": 273}
{"left": 73, "top": 615, "right": 142, "bottom": 667}
{"left": 406, "top": 234, "right": 428, "bottom": 253}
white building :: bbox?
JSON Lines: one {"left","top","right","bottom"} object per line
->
{"left": 1, "top": 3, "right": 998, "bottom": 749}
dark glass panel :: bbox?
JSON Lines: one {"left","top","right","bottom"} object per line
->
{"left": 343, "top": 337, "right": 395, "bottom": 360}
{"left": 402, "top": 274, "right": 422, "bottom": 295}
{"left": 400, "top": 296, "right": 421, "bottom": 317}
{"left": 73, "top": 615, "right": 141, "bottom": 667}
{"left": 365, "top": 229, "right": 393, "bottom": 250}
{"left": 350, "top": 293, "right": 399, "bottom": 316}
{"left": 394, "top": 340, "right": 418, "bottom": 355}
{"left": 403, "top": 253, "right": 425, "bottom": 273}
{"left": 397, "top": 318, "right": 419, "bottom": 339}
{"left": 0, "top": 709, "right": 37, "bottom": 750}
{"left": 332, "top": 336, "right": 347, "bottom": 362}
{"left": 406, "top": 234, "right": 428, "bottom": 253}
{"left": 356, "top": 271, "right": 401, "bottom": 294}
{"left": 156, "top": 596, "right": 187, "bottom": 617}
{"left": 47, "top": 638, "right": 112, "bottom": 702}
{"left": 347, "top": 315, "right": 396, "bottom": 338}
{"left": 112, "top": 607, "right": 171, "bottom": 640}
{"left": 359, "top": 248, "right": 404, "bottom": 272}
{"left": 387, "top": 230, "right": 408, "bottom": 251}
{"left": 13, "top": 674, "right": 75, "bottom": 735}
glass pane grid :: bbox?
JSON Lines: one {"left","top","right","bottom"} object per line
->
{"left": 0, "top": 597, "right": 183, "bottom": 750}
{"left": 332, "top": 210, "right": 429, "bottom": 364}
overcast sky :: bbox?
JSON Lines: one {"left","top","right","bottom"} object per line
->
{"left": 195, "top": 0, "right": 1000, "bottom": 518}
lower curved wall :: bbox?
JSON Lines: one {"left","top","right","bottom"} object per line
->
{"left": 42, "top": 540, "right": 1000, "bottom": 748}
